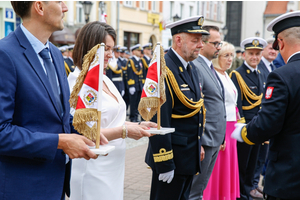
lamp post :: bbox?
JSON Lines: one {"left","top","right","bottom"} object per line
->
{"left": 222, "top": 25, "right": 228, "bottom": 41}
{"left": 81, "top": 1, "right": 93, "bottom": 24}
{"left": 255, "top": 31, "right": 260, "bottom": 37}
{"left": 173, "top": 14, "right": 181, "bottom": 22}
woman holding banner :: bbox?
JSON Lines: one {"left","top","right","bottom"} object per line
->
{"left": 68, "top": 21, "right": 156, "bottom": 200}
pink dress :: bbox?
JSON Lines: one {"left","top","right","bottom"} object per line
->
{"left": 203, "top": 72, "right": 240, "bottom": 200}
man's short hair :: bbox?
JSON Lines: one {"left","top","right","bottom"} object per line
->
{"left": 202, "top": 25, "right": 220, "bottom": 41}
{"left": 11, "top": 1, "right": 34, "bottom": 18}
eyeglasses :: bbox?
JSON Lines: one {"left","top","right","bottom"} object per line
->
{"left": 220, "top": 54, "right": 234, "bottom": 58}
{"left": 205, "top": 41, "right": 223, "bottom": 48}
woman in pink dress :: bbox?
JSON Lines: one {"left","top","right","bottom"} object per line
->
{"left": 203, "top": 41, "right": 240, "bottom": 200}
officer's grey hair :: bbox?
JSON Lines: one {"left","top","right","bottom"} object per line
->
{"left": 281, "top": 26, "right": 300, "bottom": 45}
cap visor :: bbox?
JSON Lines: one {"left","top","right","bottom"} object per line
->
{"left": 272, "top": 39, "right": 279, "bottom": 50}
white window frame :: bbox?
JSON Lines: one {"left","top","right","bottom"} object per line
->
{"left": 152, "top": 1, "right": 158, "bottom": 12}
{"left": 140, "top": 1, "right": 146, "bottom": 10}
{"left": 124, "top": 1, "right": 133, "bottom": 7}
{"left": 76, "top": 3, "right": 85, "bottom": 24}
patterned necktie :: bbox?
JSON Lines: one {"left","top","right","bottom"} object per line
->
{"left": 211, "top": 64, "right": 224, "bottom": 99}
{"left": 39, "top": 48, "right": 63, "bottom": 115}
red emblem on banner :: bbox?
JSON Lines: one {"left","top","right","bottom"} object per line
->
{"left": 265, "top": 87, "right": 274, "bottom": 99}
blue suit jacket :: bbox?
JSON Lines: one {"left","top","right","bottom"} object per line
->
{"left": 0, "top": 26, "right": 73, "bottom": 199}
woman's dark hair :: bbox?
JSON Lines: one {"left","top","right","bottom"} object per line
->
{"left": 73, "top": 21, "right": 116, "bottom": 70}
{"left": 11, "top": 1, "right": 34, "bottom": 18}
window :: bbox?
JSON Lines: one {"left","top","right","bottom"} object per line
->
{"left": 197, "top": 1, "right": 200, "bottom": 15}
{"left": 217, "top": 2, "right": 221, "bottom": 21}
{"left": 209, "top": 2, "right": 214, "bottom": 19}
{"left": 152, "top": 1, "right": 158, "bottom": 12}
{"left": 124, "top": 1, "right": 133, "bottom": 7}
{"left": 189, "top": 6, "right": 193, "bottom": 17}
{"left": 140, "top": 1, "right": 146, "bottom": 10}
{"left": 170, "top": 1, "right": 174, "bottom": 20}
{"left": 180, "top": 3, "right": 184, "bottom": 19}
{"left": 202, "top": 2, "right": 205, "bottom": 17}
{"left": 124, "top": 32, "right": 140, "bottom": 50}
{"left": 76, "top": 3, "right": 85, "bottom": 24}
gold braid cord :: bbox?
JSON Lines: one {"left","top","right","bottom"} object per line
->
{"left": 138, "top": 45, "right": 167, "bottom": 121}
{"left": 68, "top": 44, "right": 101, "bottom": 141}
{"left": 107, "top": 64, "right": 122, "bottom": 74}
{"left": 229, "top": 70, "right": 263, "bottom": 110}
{"left": 64, "top": 61, "right": 71, "bottom": 76}
{"left": 165, "top": 67, "right": 206, "bottom": 120}
{"left": 129, "top": 59, "right": 143, "bottom": 75}
{"left": 141, "top": 57, "right": 149, "bottom": 69}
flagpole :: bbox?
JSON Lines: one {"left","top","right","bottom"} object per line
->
{"left": 96, "top": 43, "right": 105, "bottom": 149}
{"left": 156, "top": 42, "right": 161, "bottom": 130}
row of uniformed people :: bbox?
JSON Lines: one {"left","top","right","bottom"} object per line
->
{"left": 106, "top": 43, "right": 153, "bottom": 122}
{"left": 58, "top": 44, "right": 75, "bottom": 76}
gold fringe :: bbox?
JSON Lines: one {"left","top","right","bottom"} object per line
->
{"left": 138, "top": 45, "right": 167, "bottom": 121}
{"left": 69, "top": 44, "right": 100, "bottom": 109}
{"left": 72, "top": 108, "right": 98, "bottom": 141}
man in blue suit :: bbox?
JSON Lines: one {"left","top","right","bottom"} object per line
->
{"left": 0, "top": 2, "right": 105, "bottom": 199}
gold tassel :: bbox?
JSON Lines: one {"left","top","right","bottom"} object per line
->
{"left": 72, "top": 108, "right": 98, "bottom": 141}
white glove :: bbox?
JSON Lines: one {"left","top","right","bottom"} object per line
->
{"left": 158, "top": 170, "right": 174, "bottom": 184}
{"left": 121, "top": 90, "right": 125, "bottom": 97}
{"left": 231, "top": 123, "right": 246, "bottom": 142}
{"left": 129, "top": 87, "right": 136, "bottom": 95}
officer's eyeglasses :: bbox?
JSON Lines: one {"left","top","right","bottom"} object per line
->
{"left": 205, "top": 41, "right": 223, "bottom": 48}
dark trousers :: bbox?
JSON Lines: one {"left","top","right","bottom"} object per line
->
{"left": 237, "top": 142, "right": 260, "bottom": 200}
{"left": 150, "top": 171, "right": 193, "bottom": 200}
{"left": 129, "top": 90, "right": 141, "bottom": 122}
{"left": 253, "top": 143, "right": 269, "bottom": 189}
{"left": 266, "top": 195, "right": 294, "bottom": 200}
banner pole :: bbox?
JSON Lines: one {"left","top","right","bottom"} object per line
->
{"left": 96, "top": 43, "right": 105, "bottom": 149}
{"left": 157, "top": 42, "right": 161, "bottom": 130}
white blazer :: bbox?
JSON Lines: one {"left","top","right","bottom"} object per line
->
{"left": 216, "top": 71, "right": 238, "bottom": 121}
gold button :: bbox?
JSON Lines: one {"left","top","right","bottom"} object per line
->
{"left": 200, "top": 111, "right": 202, "bottom": 114}
{"left": 190, "top": 98, "right": 193, "bottom": 101}
{"left": 198, "top": 136, "right": 201, "bottom": 140}
{"left": 199, "top": 123, "right": 201, "bottom": 127}
{"left": 195, "top": 172, "right": 199, "bottom": 175}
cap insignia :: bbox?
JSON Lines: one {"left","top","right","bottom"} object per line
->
{"left": 198, "top": 17, "right": 204, "bottom": 26}
{"left": 252, "top": 39, "right": 260, "bottom": 47}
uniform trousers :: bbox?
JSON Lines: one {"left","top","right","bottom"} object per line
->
{"left": 253, "top": 143, "right": 268, "bottom": 189}
{"left": 129, "top": 90, "right": 141, "bottom": 122}
{"left": 150, "top": 170, "right": 193, "bottom": 200}
{"left": 237, "top": 142, "right": 260, "bottom": 200}
{"left": 189, "top": 146, "right": 220, "bottom": 200}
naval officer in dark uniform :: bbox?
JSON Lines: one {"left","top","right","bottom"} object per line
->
{"left": 145, "top": 16, "right": 209, "bottom": 200}
{"left": 232, "top": 11, "right": 300, "bottom": 200}
{"left": 120, "top": 46, "right": 130, "bottom": 108}
{"left": 230, "top": 37, "right": 267, "bottom": 200}
{"left": 126, "top": 44, "right": 144, "bottom": 122}
{"left": 141, "top": 43, "right": 153, "bottom": 83}
{"left": 106, "top": 45, "right": 125, "bottom": 96}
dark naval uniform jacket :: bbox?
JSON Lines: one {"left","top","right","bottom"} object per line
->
{"left": 126, "top": 56, "right": 144, "bottom": 92}
{"left": 242, "top": 53, "right": 300, "bottom": 199}
{"left": 145, "top": 49, "right": 204, "bottom": 175}
{"left": 231, "top": 63, "right": 264, "bottom": 123}
{"left": 106, "top": 58, "right": 125, "bottom": 94}
{"left": 141, "top": 55, "right": 151, "bottom": 84}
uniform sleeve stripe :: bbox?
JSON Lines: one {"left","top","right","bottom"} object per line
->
{"left": 241, "top": 126, "right": 255, "bottom": 145}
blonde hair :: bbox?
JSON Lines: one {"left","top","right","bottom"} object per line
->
{"left": 212, "top": 41, "right": 235, "bottom": 70}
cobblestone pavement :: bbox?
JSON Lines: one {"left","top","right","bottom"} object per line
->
{"left": 124, "top": 138, "right": 151, "bottom": 200}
